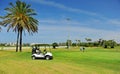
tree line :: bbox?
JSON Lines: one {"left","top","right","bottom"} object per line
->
{"left": 52, "top": 39, "right": 117, "bottom": 49}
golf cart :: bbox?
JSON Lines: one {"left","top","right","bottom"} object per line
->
{"left": 31, "top": 46, "right": 53, "bottom": 60}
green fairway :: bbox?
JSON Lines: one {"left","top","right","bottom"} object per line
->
{"left": 0, "top": 47, "right": 120, "bottom": 74}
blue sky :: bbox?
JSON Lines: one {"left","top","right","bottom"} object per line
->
{"left": 0, "top": 0, "right": 120, "bottom": 43}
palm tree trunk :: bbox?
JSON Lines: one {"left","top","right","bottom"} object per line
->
{"left": 16, "top": 31, "right": 19, "bottom": 52}
{"left": 19, "top": 28, "right": 23, "bottom": 52}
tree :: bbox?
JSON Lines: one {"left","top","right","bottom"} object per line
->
{"left": 75, "top": 40, "right": 78, "bottom": 47}
{"left": 85, "top": 38, "right": 92, "bottom": 42}
{"left": 52, "top": 42, "right": 58, "bottom": 49}
{"left": 108, "top": 40, "right": 116, "bottom": 48}
{"left": 66, "top": 40, "right": 72, "bottom": 49}
{"left": 77, "top": 40, "right": 80, "bottom": 46}
{"left": 103, "top": 40, "right": 116, "bottom": 48}
{"left": 0, "top": 0, "right": 38, "bottom": 52}
{"left": 0, "top": 21, "right": 3, "bottom": 32}
{"left": 85, "top": 38, "right": 92, "bottom": 47}
{"left": 72, "top": 43, "right": 76, "bottom": 47}
{"left": 75, "top": 40, "right": 80, "bottom": 47}
{"left": 98, "top": 38, "right": 103, "bottom": 46}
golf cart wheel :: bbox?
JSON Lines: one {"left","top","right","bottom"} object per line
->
{"left": 45, "top": 56, "right": 50, "bottom": 60}
{"left": 32, "top": 56, "right": 35, "bottom": 60}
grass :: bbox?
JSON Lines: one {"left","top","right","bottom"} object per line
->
{"left": 0, "top": 47, "right": 120, "bottom": 74}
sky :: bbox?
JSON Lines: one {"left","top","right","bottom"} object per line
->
{"left": 0, "top": 0, "right": 120, "bottom": 44}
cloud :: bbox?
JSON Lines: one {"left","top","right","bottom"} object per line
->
{"left": 40, "top": 19, "right": 84, "bottom": 26}
{"left": 26, "top": 0, "right": 120, "bottom": 43}
{"left": 32, "top": 0, "right": 120, "bottom": 27}
{"left": 38, "top": 19, "right": 120, "bottom": 43}
{"left": 31, "top": 0, "right": 101, "bottom": 16}
{"left": 107, "top": 19, "right": 120, "bottom": 26}
{"left": 40, "top": 19, "right": 58, "bottom": 24}
{"left": 40, "top": 24, "right": 119, "bottom": 37}
{"left": 40, "top": 18, "right": 120, "bottom": 31}
{"left": 32, "top": 0, "right": 120, "bottom": 26}
{"left": 85, "top": 18, "right": 120, "bottom": 26}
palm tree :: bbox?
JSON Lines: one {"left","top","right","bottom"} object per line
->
{"left": 75, "top": 40, "right": 81, "bottom": 47}
{"left": 0, "top": 0, "right": 38, "bottom": 52}
{"left": 77, "top": 40, "right": 80, "bottom": 46}
{"left": 85, "top": 38, "right": 92, "bottom": 47}
{"left": 85, "top": 38, "right": 92, "bottom": 42}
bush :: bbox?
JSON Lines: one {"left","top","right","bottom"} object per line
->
{"left": 52, "top": 42, "right": 58, "bottom": 49}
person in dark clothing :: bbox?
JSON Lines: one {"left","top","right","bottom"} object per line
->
{"left": 80, "top": 47, "right": 85, "bottom": 52}
{"left": 83, "top": 47, "right": 85, "bottom": 52}
{"left": 32, "top": 46, "right": 41, "bottom": 54}
{"left": 32, "top": 46, "right": 36, "bottom": 54}
{"left": 43, "top": 49, "right": 47, "bottom": 54}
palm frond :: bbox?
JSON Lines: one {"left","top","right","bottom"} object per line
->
{"left": 1, "top": 0, "right": 38, "bottom": 34}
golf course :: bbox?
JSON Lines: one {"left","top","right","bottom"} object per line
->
{"left": 0, "top": 47, "right": 120, "bottom": 74}
{"left": 1, "top": 0, "right": 120, "bottom": 74}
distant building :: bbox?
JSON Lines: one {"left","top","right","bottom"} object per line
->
{"left": 5, "top": 42, "right": 16, "bottom": 46}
